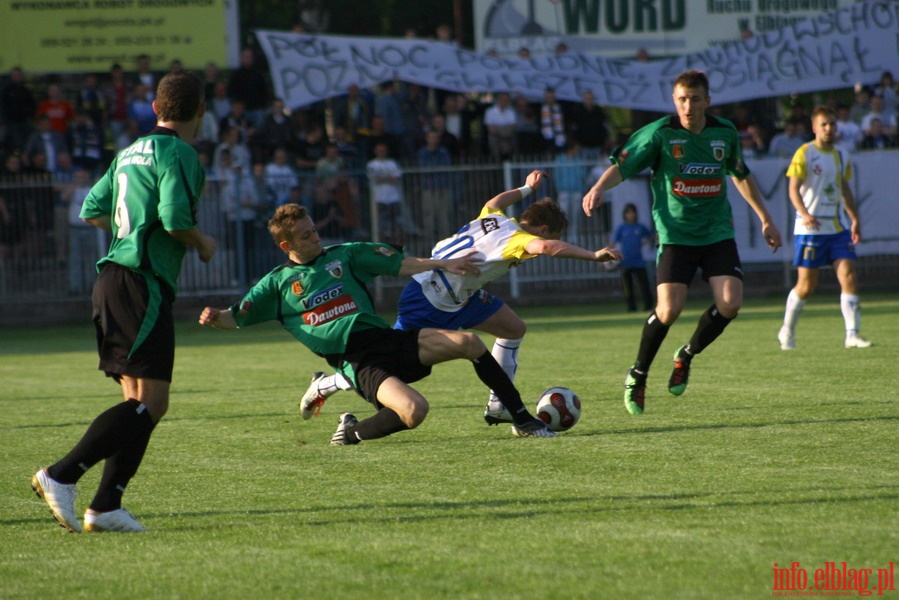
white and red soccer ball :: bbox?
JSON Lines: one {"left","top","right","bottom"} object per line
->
{"left": 535, "top": 386, "right": 581, "bottom": 432}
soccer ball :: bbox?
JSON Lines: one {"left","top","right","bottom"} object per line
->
{"left": 535, "top": 387, "right": 581, "bottom": 431}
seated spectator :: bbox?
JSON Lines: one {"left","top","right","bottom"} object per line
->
{"left": 265, "top": 147, "right": 299, "bottom": 207}
{"left": 311, "top": 181, "right": 348, "bottom": 245}
{"left": 67, "top": 109, "right": 105, "bottom": 175}
{"left": 36, "top": 83, "right": 76, "bottom": 137}
{"left": 127, "top": 83, "right": 156, "bottom": 135}
{"left": 23, "top": 114, "right": 68, "bottom": 171}
{"left": 251, "top": 98, "right": 295, "bottom": 164}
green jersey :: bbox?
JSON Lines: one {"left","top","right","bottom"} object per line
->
{"left": 612, "top": 115, "right": 750, "bottom": 246}
{"left": 80, "top": 128, "right": 205, "bottom": 296}
{"left": 231, "top": 242, "right": 405, "bottom": 356}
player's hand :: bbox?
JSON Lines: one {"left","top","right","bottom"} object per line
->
{"left": 441, "top": 251, "right": 481, "bottom": 277}
{"left": 850, "top": 221, "right": 861, "bottom": 245}
{"left": 801, "top": 214, "right": 820, "bottom": 231}
{"left": 594, "top": 245, "right": 622, "bottom": 263}
{"left": 762, "top": 222, "right": 783, "bottom": 252}
{"left": 582, "top": 187, "right": 605, "bottom": 217}
{"left": 524, "top": 169, "right": 547, "bottom": 191}
{"left": 198, "top": 307, "right": 221, "bottom": 327}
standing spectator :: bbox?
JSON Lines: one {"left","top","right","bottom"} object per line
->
{"left": 441, "top": 94, "right": 472, "bottom": 159}
{"left": 873, "top": 71, "right": 897, "bottom": 116}
{"left": 22, "top": 151, "right": 57, "bottom": 257}
{"left": 428, "top": 113, "right": 460, "bottom": 159}
{"left": 31, "top": 71, "right": 216, "bottom": 534}
{"left": 265, "top": 147, "right": 299, "bottom": 207}
{"left": 331, "top": 125, "right": 361, "bottom": 168}
{"left": 311, "top": 181, "right": 348, "bottom": 244}
{"left": 834, "top": 104, "right": 863, "bottom": 154}
{"left": 848, "top": 87, "right": 871, "bottom": 125}
{"left": 228, "top": 48, "right": 270, "bottom": 129}
{"left": 513, "top": 95, "right": 543, "bottom": 157}
{"left": 35, "top": 83, "right": 76, "bottom": 137}
{"left": 613, "top": 203, "right": 655, "bottom": 312}
{"left": 331, "top": 83, "right": 373, "bottom": 145}
{"left": 768, "top": 118, "right": 806, "bottom": 159}
{"left": 217, "top": 149, "right": 261, "bottom": 284}
{"left": 52, "top": 151, "right": 77, "bottom": 261}
{"left": 252, "top": 98, "right": 295, "bottom": 163}
{"left": 202, "top": 61, "right": 223, "bottom": 102}
{"left": 483, "top": 92, "right": 517, "bottom": 160}
{"left": 367, "top": 142, "right": 404, "bottom": 244}
{"left": 102, "top": 63, "right": 130, "bottom": 144}
{"left": 23, "top": 114, "right": 68, "bottom": 172}
{"left": 416, "top": 130, "right": 453, "bottom": 241}
{"left": 1, "top": 67, "right": 37, "bottom": 153}
{"left": 376, "top": 81, "right": 407, "bottom": 158}
{"left": 582, "top": 69, "right": 782, "bottom": 415}
{"left": 316, "top": 143, "right": 360, "bottom": 233}
{"left": 208, "top": 80, "right": 232, "bottom": 124}
{"left": 357, "top": 115, "right": 398, "bottom": 160}
{"left": 860, "top": 95, "right": 897, "bottom": 139}
{"left": 127, "top": 83, "right": 157, "bottom": 136}
{"left": 133, "top": 54, "right": 157, "bottom": 96}
{"left": 552, "top": 140, "right": 587, "bottom": 244}
{"left": 76, "top": 74, "right": 107, "bottom": 141}
{"left": 293, "top": 124, "right": 328, "bottom": 206}
{"left": 400, "top": 83, "right": 430, "bottom": 157}
{"left": 0, "top": 154, "right": 28, "bottom": 262}
{"left": 539, "top": 87, "right": 567, "bottom": 154}
{"left": 778, "top": 106, "right": 872, "bottom": 351}
{"left": 67, "top": 110, "right": 105, "bottom": 175}
{"left": 63, "top": 168, "right": 100, "bottom": 294}
{"left": 568, "top": 90, "right": 609, "bottom": 156}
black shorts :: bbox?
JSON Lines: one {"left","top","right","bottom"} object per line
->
{"left": 91, "top": 263, "right": 176, "bottom": 382}
{"left": 655, "top": 239, "right": 743, "bottom": 285}
{"left": 325, "top": 327, "right": 432, "bottom": 408}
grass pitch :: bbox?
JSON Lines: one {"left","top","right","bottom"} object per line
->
{"left": 1, "top": 295, "right": 897, "bottom": 599}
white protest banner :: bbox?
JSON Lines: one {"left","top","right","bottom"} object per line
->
{"left": 255, "top": 1, "right": 898, "bottom": 111}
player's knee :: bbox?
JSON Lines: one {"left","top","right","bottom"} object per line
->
{"left": 403, "top": 398, "right": 429, "bottom": 428}
{"left": 718, "top": 298, "right": 742, "bottom": 318}
{"left": 655, "top": 306, "right": 681, "bottom": 324}
{"left": 459, "top": 331, "right": 487, "bottom": 358}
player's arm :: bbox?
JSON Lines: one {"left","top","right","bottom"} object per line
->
{"left": 484, "top": 169, "right": 547, "bottom": 212}
{"left": 525, "top": 238, "right": 621, "bottom": 262}
{"left": 583, "top": 164, "right": 622, "bottom": 217}
{"left": 787, "top": 175, "right": 819, "bottom": 231}
{"left": 840, "top": 179, "right": 861, "bottom": 245}
{"left": 169, "top": 227, "right": 217, "bottom": 263}
{"left": 397, "top": 252, "right": 481, "bottom": 277}
{"left": 198, "top": 307, "right": 237, "bottom": 329}
{"left": 731, "top": 173, "right": 782, "bottom": 251}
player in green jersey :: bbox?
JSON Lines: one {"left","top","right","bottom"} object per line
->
{"left": 198, "top": 203, "right": 556, "bottom": 442}
{"left": 583, "top": 69, "right": 782, "bottom": 415}
{"left": 32, "top": 71, "right": 217, "bottom": 532}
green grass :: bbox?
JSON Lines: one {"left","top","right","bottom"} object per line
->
{"left": 1, "top": 295, "right": 897, "bottom": 599}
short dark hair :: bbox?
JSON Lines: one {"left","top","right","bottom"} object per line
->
{"left": 154, "top": 71, "right": 204, "bottom": 122}
{"left": 269, "top": 203, "right": 309, "bottom": 244}
{"left": 674, "top": 70, "right": 709, "bottom": 95}
{"left": 520, "top": 198, "right": 568, "bottom": 238}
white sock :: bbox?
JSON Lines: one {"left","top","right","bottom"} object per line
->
{"left": 319, "top": 373, "right": 354, "bottom": 397}
{"left": 488, "top": 337, "right": 523, "bottom": 404}
{"left": 782, "top": 289, "right": 806, "bottom": 334}
{"left": 840, "top": 293, "right": 861, "bottom": 335}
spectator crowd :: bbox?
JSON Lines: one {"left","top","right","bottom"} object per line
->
{"left": 1, "top": 32, "right": 896, "bottom": 293}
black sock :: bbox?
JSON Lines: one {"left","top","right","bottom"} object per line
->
{"left": 48, "top": 399, "right": 155, "bottom": 484}
{"left": 350, "top": 408, "right": 409, "bottom": 441}
{"left": 634, "top": 312, "right": 670, "bottom": 373}
{"left": 89, "top": 419, "right": 157, "bottom": 512}
{"left": 687, "top": 304, "right": 734, "bottom": 355}
{"left": 472, "top": 350, "right": 530, "bottom": 425}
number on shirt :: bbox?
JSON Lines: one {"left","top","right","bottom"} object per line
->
{"left": 113, "top": 172, "right": 131, "bottom": 239}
